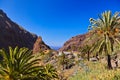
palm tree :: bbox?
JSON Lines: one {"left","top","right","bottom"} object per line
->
{"left": 80, "top": 45, "right": 91, "bottom": 61}
{"left": 0, "top": 46, "right": 41, "bottom": 80}
{"left": 58, "top": 52, "right": 66, "bottom": 70}
{"left": 88, "top": 11, "right": 120, "bottom": 69}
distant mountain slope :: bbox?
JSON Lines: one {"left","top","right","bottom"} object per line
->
{"left": 59, "top": 33, "right": 91, "bottom": 51}
{"left": 0, "top": 9, "right": 50, "bottom": 51}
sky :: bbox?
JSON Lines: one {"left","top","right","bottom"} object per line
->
{"left": 0, "top": 0, "right": 120, "bottom": 47}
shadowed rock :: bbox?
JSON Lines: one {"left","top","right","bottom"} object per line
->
{"left": 0, "top": 9, "right": 49, "bottom": 51}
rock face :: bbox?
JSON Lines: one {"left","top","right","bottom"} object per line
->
{"left": 0, "top": 9, "right": 37, "bottom": 49}
{"left": 59, "top": 33, "right": 91, "bottom": 51}
{"left": 0, "top": 9, "right": 50, "bottom": 51}
{"left": 33, "top": 37, "right": 51, "bottom": 53}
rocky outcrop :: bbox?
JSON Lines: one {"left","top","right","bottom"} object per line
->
{"left": 59, "top": 33, "right": 91, "bottom": 51}
{"left": 0, "top": 9, "right": 50, "bottom": 51}
{"left": 33, "top": 37, "right": 51, "bottom": 53}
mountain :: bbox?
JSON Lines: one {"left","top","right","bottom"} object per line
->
{"left": 33, "top": 36, "right": 51, "bottom": 53}
{"left": 0, "top": 9, "right": 50, "bottom": 51}
{"left": 59, "top": 33, "right": 91, "bottom": 51}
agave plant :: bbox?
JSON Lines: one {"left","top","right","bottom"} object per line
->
{"left": 88, "top": 11, "right": 120, "bottom": 69}
{"left": 37, "top": 64, "right": 58, "bottom": 80}
{"left": 0, "top": 46, "right": 41, "bottom": 80}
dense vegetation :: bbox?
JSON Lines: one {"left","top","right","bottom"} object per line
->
{"left": 0, "top": 47, "right": 58, "bottom": 80}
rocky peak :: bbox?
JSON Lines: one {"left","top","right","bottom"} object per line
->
{"left": 0, "top": 10, "right": 7, "bottom": 17}
{"left": 36, "top": 36, "right": 43, "bottom": 44}
{"left": 33, "top": 36, "right": 51, "bottom": 53}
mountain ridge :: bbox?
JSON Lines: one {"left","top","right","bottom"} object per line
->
{"left": 0, "top": 9, "right": 50, "bottom": 51}
{"left": 59, "top": 33, "right": 91, "bottom": 51}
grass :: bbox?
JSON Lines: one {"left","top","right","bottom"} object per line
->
{"left": 69, "top": 61, "right": 120, "bottom": 80}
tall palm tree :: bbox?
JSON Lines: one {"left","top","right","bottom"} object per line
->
{"left": 88, "top": 11, "right": 120, "bottom": 69}
{"left": 0, "top": 46, "right": 41, "bottom": 80}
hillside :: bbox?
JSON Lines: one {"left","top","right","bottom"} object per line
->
{"left": 59, "top": 33, "right": 91, "bottom": 51}
{"left": 0, "top": 9, "right": 50, "bottom": 51}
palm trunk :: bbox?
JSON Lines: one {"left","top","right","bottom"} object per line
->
{"left": 96, "top": 53, "right": 99, "bottom": 60}
{"left": 107, "top": 54, "right": 112, "bottom": 69}
{"left": 115, "top": 61, "right": 118, "bottom": 68}
{"left": 115, "top": 55, "right": 118, "bottom": 68}
{"left": 87, "top": 52, "right": 90, "bottom": 61}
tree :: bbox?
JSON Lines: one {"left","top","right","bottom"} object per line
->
{"left": 80, "top": 45, "right": 91, "bottom": 61}
{"left": 88, "top": 11, "right": 120, "bottom": 69}
{"left": 0, "top": 46, "right": 41, "bottom": 80}
{"left": 58, "top": 52, "right": 66, "bottom": 70}
{"left": 58, "top": 52, "right": 75, "bottom": 70}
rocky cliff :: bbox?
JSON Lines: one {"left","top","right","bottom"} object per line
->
{"left": 59, "top": 33, "right": 91, "bottom": 51}
{"left": 0, "top": 9, "right": 50, "bottom": 51}
{"left": 33, "top": 37, "right": 51, "bottom": 53}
